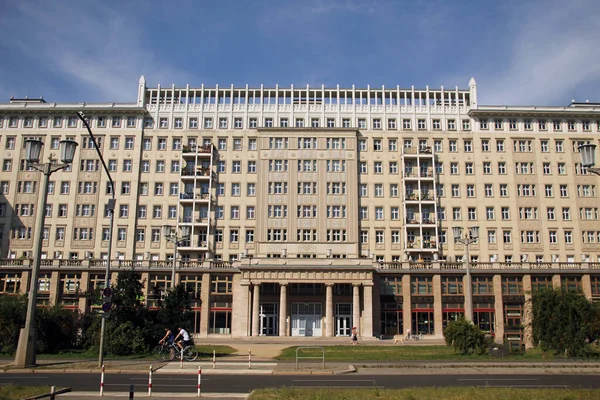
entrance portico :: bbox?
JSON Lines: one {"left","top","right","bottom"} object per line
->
{"left": 236, "top": 261, "right": 374, "bottom": 338}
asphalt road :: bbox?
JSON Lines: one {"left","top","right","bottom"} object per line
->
{"left": 1, "top": 373, "right": 599, "bottom": 394}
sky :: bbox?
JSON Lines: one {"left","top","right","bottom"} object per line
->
{"left": 1, "top": 0, "right": 599, "bottom": 106}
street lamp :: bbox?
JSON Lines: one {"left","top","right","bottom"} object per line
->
{"left": 77, "top": 111, "right": 116, "bottom": 368}
{"left": 452, "top": 225, "right": 479, "bottom": 324}
{"left": 163, "top": 225, "right": 191, "bottom": 288}
{"left": 15, "top": 139, "right": 78, "bottom": 367}
{"left": 578, "top": 143, "right": 600, "bottom": 176}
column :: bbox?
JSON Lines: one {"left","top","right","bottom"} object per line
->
{"left": 200, "top": 273, "right": 210, "bottom": 337}
{"left": 325, "top": 283, "right": 334, "bottom": 337}
{"left": 49, "top": 271, "right": 60, "bottom": 306}
{"left": 372, "top": 278, "right": 381, "bottom": 338}
{"left": 19, "top": 270, "right": 30, "bottom": 295}
{"left": 582, "top": 274, "right": 592, "bottom": 299}
{"left": 362, "top": 283, "right": 373, "bottom": 338}
{"left": 522, "top": 275, "right": 533, "bottom": 349}
{"left": 231, "top": 278, "right": 251, "bottom": 337}
{"left": 251, "top": 283, "right": 261, "bottom": 336}
{"left": 402, "top": 274, "right": 412, "bottom": 336}
{"left": 78, "top": 271, "right": 90, "bottom": 313}
{"left": 279, "top": 282, "right": 288, "bottom": 337}
{"left": 493, "top": 274, "right": 504, "bottom": 344}
{"left": 352, "top": 283, "right": 360, "bottom": 334}
{"left": 432, "top": 274, "right": 443, "bottom": 338}
{"left": 552, "top": 274, "right": 561, "bottom": 289}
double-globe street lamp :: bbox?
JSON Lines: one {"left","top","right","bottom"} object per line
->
{"left": 163, "top": 225, "right": 191, "bottom": 289}
{"left": 14, "top": 139, "right": 78, "bottom": 367}
{"left": 578, "top": 143, "right": 600, "bottom": 176}
{"left": 452, "top": 226, "right": 479, "bottom": 324}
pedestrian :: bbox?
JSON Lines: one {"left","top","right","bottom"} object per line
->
{"left": 351, "top": 326, "right": 358, "bottom": 345}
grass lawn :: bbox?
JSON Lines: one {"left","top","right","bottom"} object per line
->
{"left": 248, "top": 387, "right": 600, "bottom": 400}
{"left": 276, "top": 345, "right": 546, "bottom": 361}
{"left": 25, "top": 345, "right": 237, "bottom": 361}
{"left": 0, "top": 384, "right": 50, "bottom": 400}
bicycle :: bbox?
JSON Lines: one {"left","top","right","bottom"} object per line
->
{"left": 154, "top": 342, "right": 198, "bottom": 362}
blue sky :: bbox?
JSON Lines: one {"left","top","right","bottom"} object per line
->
{"left": 1, "top": 0, "right": 599, "bottom": 106}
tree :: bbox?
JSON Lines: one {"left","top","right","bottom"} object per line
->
{"left": 156, "top": 283, "right": 194, "bottom": 330}
{"left": 0, "top": 295, "right": 26, "bottom": 353}
{"left": 443, "top": 317, "right": 489, "bottom": 355}
{"left": 531, "top": 287, "right": 599, "bottom": 357}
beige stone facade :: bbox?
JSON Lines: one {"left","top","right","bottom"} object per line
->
{"left": 1, "top": 77, "right": 600, "bottom": 349}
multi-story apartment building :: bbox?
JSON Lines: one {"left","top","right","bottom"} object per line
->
{"left": 1, "top": 76, "right": 600, "bottom": 349}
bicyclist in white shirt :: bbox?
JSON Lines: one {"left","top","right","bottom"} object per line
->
{"left": 174, "top": 327, "right": 191, "bottom": 352}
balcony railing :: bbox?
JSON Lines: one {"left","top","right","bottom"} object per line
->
{"left": 0, "top": 259, "right": 234, "bottom": 270}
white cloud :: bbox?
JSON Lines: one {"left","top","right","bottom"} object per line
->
{"left": 480, "top": 0, "right": 600, "bottom": 105}
{"left": 0, "top": 1, "right": 189, "bottom": 102}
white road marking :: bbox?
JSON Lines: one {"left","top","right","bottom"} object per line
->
{"left": 459, "top": 378, "right": 538, "bottom": 381}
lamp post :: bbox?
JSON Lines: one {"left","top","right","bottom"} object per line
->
{"left": 452, "top": 226, "right": 479, "bottom": 324}
{"left": 163, "top": 225, "right": 191, "bottom": 288}
{"left": 77, "top": 112, "right": 116, "bottom": 368}
{"left": 15, "top": 139, "right": 78, "bottom": 367}
{"left": 578, "top": 143, "right": 600, "bottom": 176}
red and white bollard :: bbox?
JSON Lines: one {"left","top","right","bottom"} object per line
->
{"left": 248, "top": 349, "right": 252, "bottom": 370}
{"left": 197, "top": 366, "right": 202, "bottom": 397}
{"left": 100, "top": 364, "right": 105, "bottom": 396}
{"left": 212, "top": 350, "right": 216, "bottom": 369}
{"left": 148, "top": 365, "right": 153, "bottom": 397}
{"left": 180, "top": 349, "right": 184, "bottom": 369}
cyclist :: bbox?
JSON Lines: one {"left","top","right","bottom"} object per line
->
{"left": 158, "top": 327, "right": 174, "bottom": 345}
{"left": 174, "top": 326, "right": 192, "bottom": 353}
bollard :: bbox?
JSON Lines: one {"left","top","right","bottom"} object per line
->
{"left": 100, "top": 364, "right": 105, "bottom": 396}
{"left": 212, "top": 350, "right": 216, "bottom": 369}
{"left": 129, "top": 383, "right": 134, "bottom": 399}
{"left": 148, "top": 365, "right": 153, "bottom": 397}
{"left": 50, "top": 386, "right": 56, "bottom": 400}
{"left": 180, "top": 348, "right": 184, "bottom": 369}
{"left": 248, "top": 348, "right": 251, "bottom": 370}
{"left": 197, "top": 366, "right": 202, "bottom": 397}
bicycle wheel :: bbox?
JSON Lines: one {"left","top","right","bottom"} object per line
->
{"left": 183, "top": 345, "right": 198, "bottom": 362}
{"left": 154, "top": 345, "right": 169, "bottom": 361}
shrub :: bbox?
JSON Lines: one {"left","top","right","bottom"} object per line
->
{"left": 106, "top": 321, "right": 147, "bottom": 356}
{"left": 443, "top": 317, "right": 489, "bottom": 355}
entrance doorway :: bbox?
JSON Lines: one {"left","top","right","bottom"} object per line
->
{"left": 260, "top": 303, "right": 278, "bottom": 336}
{"left": 291, "top": 302, "right": 322, "bottom": 336}
{"left": 335, "top": 303, "right": 352, "bottom": 336}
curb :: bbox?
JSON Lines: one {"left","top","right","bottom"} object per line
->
{"left": 25, "top": 387, "right": 71, "bottom": 399}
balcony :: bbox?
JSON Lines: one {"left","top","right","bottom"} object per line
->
{"left": 182, "top": 145, "right": 213, "bottom": 154}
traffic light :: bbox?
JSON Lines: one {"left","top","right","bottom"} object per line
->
{"left": 102, "top": 287, "right": 112, "bottom": 312}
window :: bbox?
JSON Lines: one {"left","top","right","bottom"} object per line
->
{"left": 540, "top": 140, "right": 549, "bottom": 152}
{"left": 560, "top": 185, "right": 568, "bottom": 197}
{"left": 387, "top": 119, "right": 396, "bottom": 129}
{"left": 485, "top": 184, "right": 493, "bottom": 197}
{"left": 204, "top": 118, "right": 213, "bottom": 129}
{"left": 556, "top": 140, "right": 564, "bottom": 152}
{"left": 403, "top": 119, "right": 411, "bottom": 129}
{"left": 496, "top": 139, "right": 505, "bottom": 152}
{"left": 499, "top": 184, "right": 508, "bottom": 197}
{"left": 466, "top": 184, "right": 475, "bottom": 197}
{"left": 498, "top": 162, "right": 506, "bottom": 174}
{"left": 486, "top": 207, "right": 495, "bottom": 220}
{"left": 449, "top": 140, "right": 457, "bottom": 152}
{"left": 434, "top": 140, "right": 442, "bottom": 152}
{"left": 448, "top": 119, "right": 456, "bottom": 130}
{"left": 417, "top": 119, "right": 426, "bottom": 129}
{"left": 494, "top": 119, "right": 503, "bottom": 130}
{"left": 464, "top": 140, "right": 473, "bottom": 152}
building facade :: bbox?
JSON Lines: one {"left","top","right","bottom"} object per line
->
{"left": 1, "top": 76, "right": 600, "bottom": 349}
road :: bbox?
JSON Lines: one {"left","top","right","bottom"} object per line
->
{"left": 1, "top": 373, "right": 599, "bottom": 394}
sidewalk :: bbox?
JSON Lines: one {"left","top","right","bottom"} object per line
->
{"left": 59, "top": 392, "right": 248, "bottom": 399}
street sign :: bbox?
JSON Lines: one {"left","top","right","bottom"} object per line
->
{"left": 101, "top": 302, "right": 112, "bottom": 312}
{"left": 103, "top": 287, "right": 112, "bottom": 297}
